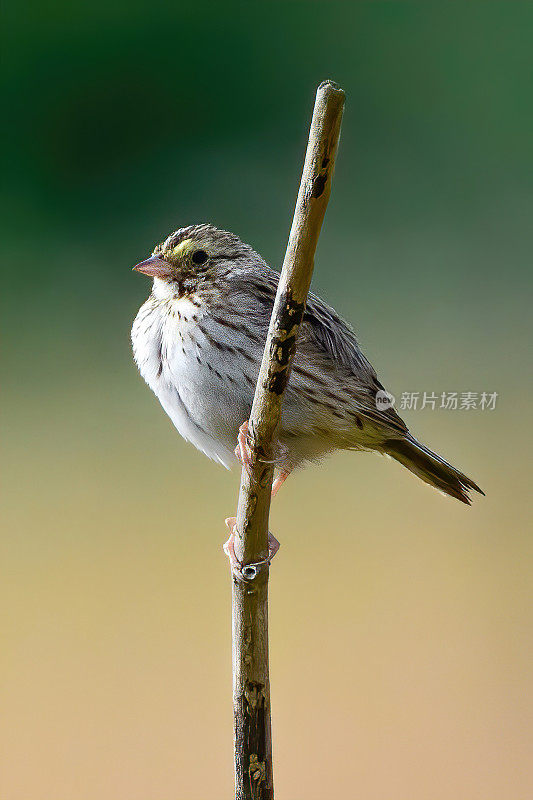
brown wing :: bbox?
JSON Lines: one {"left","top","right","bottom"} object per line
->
{"left": 294, "top": 290, "right": 408, "bottom": 435}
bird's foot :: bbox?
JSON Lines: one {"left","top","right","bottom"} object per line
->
{"left": 267, "top": 530, "right": 281, "bottom": 560}
{"left": 271, "top": 469, "right": 290, "bottom": 498}
{"left": 234, "top": 423, "right": 291, "bottom": 499}
{"left": 223, "top": 517, "right": 242, "bottom": 574}
{"left": 234, "top": 420, "right": 253, "bottom": 476}
{"left": 223, "top": 517, "right": 280, "bottom": 580}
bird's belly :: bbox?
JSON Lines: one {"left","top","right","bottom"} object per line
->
{"left": 134, "top": 301, "right": 260, "bottom": 466}
{"left": 155, "top": 376, "right": 237, "bottom": 467}
{"left": 133, "top": 301, "right": 228, "bottom": 466}
{"left": 133, "top": 298, "right": 354, "bottom": 472}
{"left": 167, "top": 325, "right": 255, "bottom": 434}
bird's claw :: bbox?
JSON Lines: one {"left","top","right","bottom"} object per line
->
{"left": 234, "top": 422, "right": 292, "bottom": 498}
{"left": 223, "top": 517, "right": 280, "bottom": 580}
{"left": 223, "top": 517, "right": 242, "bottom": 574}
{"left": 234, "top": 421, "right": 253, "bottom": 476}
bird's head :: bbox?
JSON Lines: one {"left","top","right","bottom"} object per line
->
{"left": 133, "top": 224, "right": 262, "bottom": 296}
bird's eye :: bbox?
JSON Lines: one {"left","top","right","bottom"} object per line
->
{"left": 192, "top": 250, "right": 208, "bottom": 265}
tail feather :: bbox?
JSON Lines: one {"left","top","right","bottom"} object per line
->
{"left": 382, "top": 435, "right": 484, "bottom": 505}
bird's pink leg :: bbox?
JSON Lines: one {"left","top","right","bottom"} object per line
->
{"left": 227, "top": 426, "right": 286, "bottom": 575}
{"left": 271, "top": 469, "right": 290, "bottom": 498}
{"left": 223, "top": 517, "right": 242, "bottom": 573}
{"left": 234, "top": 420, "right": 253, "bottom": 475}
{"left": 233, "top": 422, "right": 290, "bottom": 498}
{"left": 223, "top": 517, "right": 280, "bottom": 575}
{"left": 267, "top": 530, "right": 281, "bottom": 559}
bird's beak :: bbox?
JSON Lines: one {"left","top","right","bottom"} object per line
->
{"left": 132, "top": 255, "right": 173, "bottom": 279}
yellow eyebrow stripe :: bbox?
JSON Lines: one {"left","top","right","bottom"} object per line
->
{"left": 171, "top": 238, "right": 194, "bottom": 258}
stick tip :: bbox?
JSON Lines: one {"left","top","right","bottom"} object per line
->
{"left": 317, "top": 79, "right": 345, "bottom": 98}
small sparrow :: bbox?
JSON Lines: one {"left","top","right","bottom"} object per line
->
{"left": 132, "top": 224, "right": 482, "bottom": 536}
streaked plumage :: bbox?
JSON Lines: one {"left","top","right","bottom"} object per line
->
{"left": 132, "top": 224, "right": 482, "bottom": 504}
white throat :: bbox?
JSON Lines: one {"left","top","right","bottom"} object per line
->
{"left": 152, "top": 277, "right": 176, "bottom": 301}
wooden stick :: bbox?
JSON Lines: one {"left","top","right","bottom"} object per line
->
{"left": 230, "top": 80, "right": 345, "bottom": 800}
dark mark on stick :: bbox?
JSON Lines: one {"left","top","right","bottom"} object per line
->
{"left": 270, "top": 334, "right": 297, "bottom": 365}
{"left": 311, "top": 173, "right": 327, "bottom": 198}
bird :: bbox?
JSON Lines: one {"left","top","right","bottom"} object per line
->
{"left": 131, "top": 224, "right": 483, "bottom": 563}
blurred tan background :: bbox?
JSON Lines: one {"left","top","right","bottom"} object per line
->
{"left": 2, "top": 2, "right": 532, "bottom": 798}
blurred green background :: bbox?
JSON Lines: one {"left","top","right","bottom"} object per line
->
{"left": 2, "top": 2, "right": 532, "bottom": 798}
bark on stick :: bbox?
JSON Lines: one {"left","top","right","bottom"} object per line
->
{"left": 231, "top": 80, "right": 345, "bottom": 800}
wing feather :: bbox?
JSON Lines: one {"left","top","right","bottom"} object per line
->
{"left": 243, "top": 269, "right": 408, "bottom": 437}
{"left": 297, "top": 291, "right": 408, "bottom": 435}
